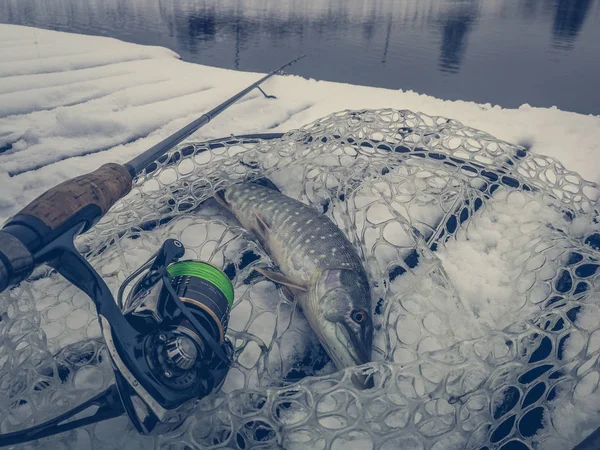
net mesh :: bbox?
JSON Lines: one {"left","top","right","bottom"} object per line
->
{"left": 1, "top": 109, "right": 599, "bottom": 449}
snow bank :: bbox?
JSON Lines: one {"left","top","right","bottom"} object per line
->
{"left": 0, "top": 23, "right": 599, "bottom": 224}
{"left": 0, "top": 28, "right": 599, "bottom": 446}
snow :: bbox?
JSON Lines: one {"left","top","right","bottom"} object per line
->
{"left": 437, "top": 189, "right": 568, "bottom": 332}
{"left": 1, "top": 23, "right": 600, "bottom": 449}
{"left": 1, "top": 23, "right": 599, "bottom": 224}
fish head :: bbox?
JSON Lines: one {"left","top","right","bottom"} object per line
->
{"left": 310, "top": 268, "right": 373, "bottom": 369}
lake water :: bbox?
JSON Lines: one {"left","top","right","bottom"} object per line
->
{"left": 1, "top": 0, "right": 599, "bottom": 115}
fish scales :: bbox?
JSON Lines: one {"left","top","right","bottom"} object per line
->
{"left": 225, "top": 183, "right": 365, "bottom": 283}
{"left": 221, "top": 182, "right": 373, "bottom": 371}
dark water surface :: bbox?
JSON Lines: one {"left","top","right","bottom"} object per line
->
{"left": 1, "top": 0, "right": 599, "bottom": 115}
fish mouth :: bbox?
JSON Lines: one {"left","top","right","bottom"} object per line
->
{"left": 332, "top": 322, "right": 371, "bottom": 367}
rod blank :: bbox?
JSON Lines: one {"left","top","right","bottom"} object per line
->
{"left": 124, "top": 55, "right": 305, "bottom": 178}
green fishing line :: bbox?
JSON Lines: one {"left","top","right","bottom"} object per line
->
{"left": 167, "top": 261, "right": 234, "bottom": 307}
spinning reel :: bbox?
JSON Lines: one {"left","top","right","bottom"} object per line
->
{"left": 0, "top": 233, "right": 233, "bottom": 446}
{"left": 112, "top": 238, "right": 234, "bottom": 435}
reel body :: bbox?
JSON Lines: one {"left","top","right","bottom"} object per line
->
{"left": 118, "top": 252, "right": 234, "bottom": 434}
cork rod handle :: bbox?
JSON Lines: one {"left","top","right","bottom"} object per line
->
{"left": 19, "top": 163, "right": 133, "bottom": 231}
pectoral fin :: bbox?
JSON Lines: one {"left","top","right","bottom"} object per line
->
{"left": 254, "top": 267, "right": 307, "bottom": 292}
{"left": 281, "top": 285, "right": 297, "bottom": 304}
{"left": 253, "top": 210, "right": 270, "bottom": 240}
{"left": 214, "top": 190, "right": 232, "bottom": 213}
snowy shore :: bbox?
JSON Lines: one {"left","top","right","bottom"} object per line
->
{"left": 0, "top": 23, "right": 599, "bottom": 223}
{"left": 0, "top": 24, "right": 599, "bottom": 450}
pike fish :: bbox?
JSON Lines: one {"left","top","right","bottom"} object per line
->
{"left": 215, "top": 182, "right": 373, "bottom": 370}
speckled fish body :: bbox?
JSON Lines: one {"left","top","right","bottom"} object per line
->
{"left": 221, "top": 182, "right": 373, "bottom": 370}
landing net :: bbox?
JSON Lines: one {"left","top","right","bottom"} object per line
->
{"left": 1, "top": 109, "right": 599, "bottom": 449}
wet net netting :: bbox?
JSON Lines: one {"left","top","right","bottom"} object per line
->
{"left": 1, "top": 109, "right": 599, "bottom": 449}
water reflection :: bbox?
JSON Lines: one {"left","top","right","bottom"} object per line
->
{"left": 438, "top": 2, "right": 480, "bottom": 73}
{"left": 187, "top": 12, "right": 217, "bottom": 43}
{"left": 521, "top": 0, "right": 541, "bottom": 19}
{"left": 0, "top": 0, "right": 598, "bottom": 114}
{"left": 381, "top": 14, "right": 393, "bottom": 64}
{"left": 551, "top": 0, "right": 595, "bottom": 49}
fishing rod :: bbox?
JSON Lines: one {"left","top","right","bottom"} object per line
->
{"left": 0, "top": 55, "right": 304, "bottom": 446}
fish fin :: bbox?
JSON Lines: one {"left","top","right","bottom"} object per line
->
{"left": 280, "top": 285, "right": 305, "bottom": 314}
{"left": 254, "top": 267, "right": 308, "bottom": 292}
{"left": 253, "top": 210, "right": 271, "bottom": 238}
{"left": 214, "top": 190, "right": 232, "bottom": 213}
{"left": 281, "top": 285, "right": 296, "bottom": 304}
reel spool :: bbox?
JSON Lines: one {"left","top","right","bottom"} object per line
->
{"left": 164, "top": 260, "right": 233, "bottom": 346}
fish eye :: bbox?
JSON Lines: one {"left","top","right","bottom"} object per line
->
{"left": 351, "top": 309, "right": 366, "bottom": 324}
